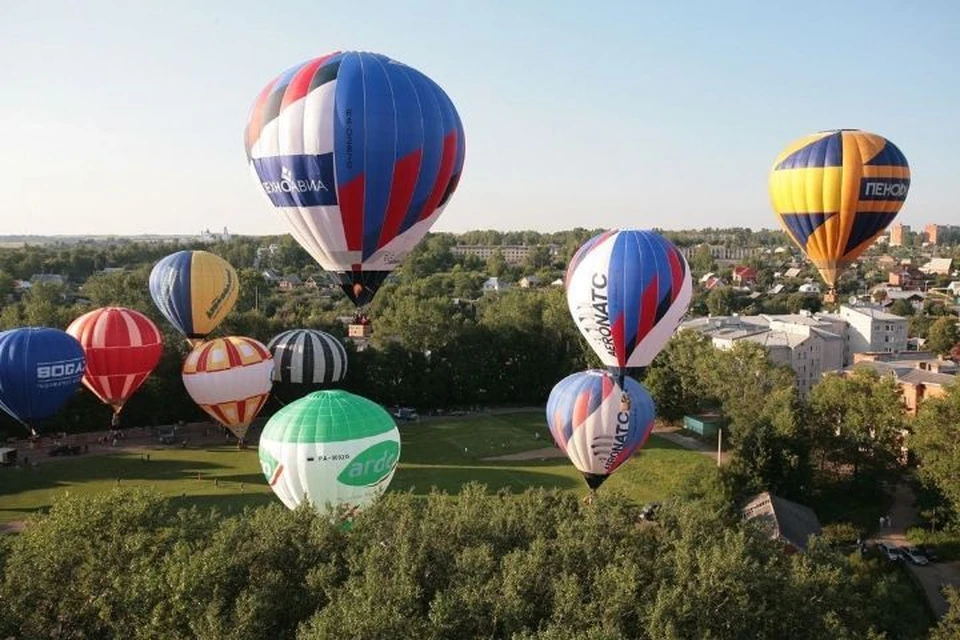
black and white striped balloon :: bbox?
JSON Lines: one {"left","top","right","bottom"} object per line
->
{"left": 267, "top": 329, "right": 348, "bottom": 391}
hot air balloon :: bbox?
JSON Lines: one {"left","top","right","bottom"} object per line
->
{"left": 0, "top": 327, "right": 85, "bottom": 435}
{"left": 565, "top": 229, "right": 692, "bottom": 385}
{"left": 181, "top": 336, "right": 273, "bottom": 444}
{"left": 769, "top": 129, "right": 910, "bottom": 299}
{"left": 259, "top": 389, "right": 400, "bottom": 515}
{"left": 244, "top": 51, "right": 466, "bottom": 309}
{"left": 66, "top": 307, "right": 163, "bottom": 426}
{"left": 267, "top": 329, "right": 348, "bottom": 402}
{"left": 546, "top": 369, "right": 655, "bottom": 492}
{"left": 149, "top": 250, "right": 239, "bottom": 345}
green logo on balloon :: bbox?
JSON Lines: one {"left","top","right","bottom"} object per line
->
{"left": 338, "top": 440, "right": 400, "bottom": 487}
{"left": 259, "top": 448, "right": 283, "bottom": 486}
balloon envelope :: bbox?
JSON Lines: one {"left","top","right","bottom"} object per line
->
{"left": 66, "top": 307, "right": 163, "bottom": 415}
{"left": 546, "top": 370, "right": 655, "bottom": 489}
{"left": 565, "top": 229, "right": 691, "bottom": 374}
{"left": 769, "top": 129, "right": 910, "bottom": 289}
{"left": 245, "top": 51, "right": 466, "bottom": 307}
{"left": 181, "top": 337, "right": 273, "bottom": 441}
{"left": 259, "top": 389, "right": 400, "bottom": 514}
{"left": 267, "top": 329, "right": 348, "bottom": 401}
{"left": 0, "top": 327, "right": 85, "bottom": 430}
{"left": 149, "top": 250, "right": 239, "bottom": 342}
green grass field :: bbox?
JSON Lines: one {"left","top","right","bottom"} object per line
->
{"left": 0, "top": 411, "right": 713, "bottom": 524}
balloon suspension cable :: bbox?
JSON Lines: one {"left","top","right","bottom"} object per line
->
{"left": 111, "top": 412, "right": 120, "bottom": 428}
{"left": 614, "top": 369, "right": 631, "bottom": 412}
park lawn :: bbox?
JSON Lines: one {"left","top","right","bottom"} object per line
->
{"left": 0, "top": 412, "right": 713, "bottom": 524}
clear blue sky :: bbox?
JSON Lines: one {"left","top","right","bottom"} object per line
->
{"left": 1, "top": 0, "right": 957, "bottom": 236}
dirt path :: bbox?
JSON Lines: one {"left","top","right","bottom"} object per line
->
{"left": 874, "top": 483, "right": 960, "bottom": 619}
{"left": 483, "top": 447, "right": 566, "bottom": 462}
{"left": 482, "top": 425, "right": 729, "bottom": 463}
{"left": 0, "top": 521, "right": 25, "bottom": 535}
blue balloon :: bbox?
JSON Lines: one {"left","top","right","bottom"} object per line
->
{"left": 565, "top": 230, "right": 693, "bottom": 381}
{"left": 546, "top": 369, "right": 656, "bottom": 490}
{"left": 0, "top": 328, "right": 85, "bottom": 432}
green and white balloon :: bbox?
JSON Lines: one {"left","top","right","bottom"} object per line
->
{"left": 259, "top": 389, "right": 400, "bottom": 513}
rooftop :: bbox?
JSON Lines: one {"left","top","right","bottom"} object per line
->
{"left": 742, "top": 492, "right": 822, "bottom": 552}
{"left": 841, "top": 304, "right": 906, "bottom": 321}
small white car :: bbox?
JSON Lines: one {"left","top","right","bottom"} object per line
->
{"left": 902, "top": 547, "right": 930, "bottom": 566}
{"left": 876, "top": 543, "right": 902, "bottom": 562}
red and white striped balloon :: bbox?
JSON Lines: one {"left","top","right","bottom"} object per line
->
{"left": 66, "top": 307, "right": 164, "bottom": 418}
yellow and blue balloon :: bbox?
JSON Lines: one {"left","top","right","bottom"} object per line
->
{"left": 149, "top": 250, "right": 239, "bottom": 345}
{"left": 769, "top": 129, "right": 910, "bottom": 291}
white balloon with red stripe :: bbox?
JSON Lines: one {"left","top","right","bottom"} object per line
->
{"left": 181, "top": 336, "right": 274, "bottom": 441}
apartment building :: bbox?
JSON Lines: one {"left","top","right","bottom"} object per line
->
{"left": 839, "top": 305, "right": 908, "bottom": 356}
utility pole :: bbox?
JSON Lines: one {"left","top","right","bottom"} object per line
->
{"left": 717, "top": 427, "right": 723, "bottom": 467}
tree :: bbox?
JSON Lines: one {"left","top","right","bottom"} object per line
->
{"left": 79, "top": 267, "right": 152, "bottom": 310}
{"left": 786, "top": 292, "right": 822, "bottom": 314}
{"left": 807, "top": 368, "right": 906, "bottom": 488}
{"left": 888, "top": 298, "right": 915, "bottom": 317}
{"left": 927, "top": 316, "right": 960, "bottom": 356}
{"left": 235, "top": 268, "right": 267, "bottom": 313}
{"left": 0, "top": 449, "right": 934, "bottom": 638}
{"left": 521, "top": 245, "right": 553, "bottom": 272}
{"left": 911, "top": 381, "right": 960, "bottom": 515}
{"left": 909, "top": 314, "right": 936, "bottom": 339}
{"left": 691, "top": 341, "right": 811, "bottom": 499}
{"left": 933, "top": 588, "right": 960, "bottom": 640}
{"left": 706, "top": 286, "right": 734, "bottom": 316}
{"left": 21, "top": 282, "right": 72, "bottom": 327}
{"left": 689, "top": 244, "right": 715, "bottom": 274}
{"left": 485, "top": 250, "right": 508, "bottom": 278}
{"left": 0, "top": 269, "right": 13, "bottom": 299}
{"left": 644, "top": 331, "right": 714, "bottom": 421}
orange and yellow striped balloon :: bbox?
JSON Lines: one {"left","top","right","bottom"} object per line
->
{"left": 181, "top": 336, "right": 273, "bottom": 442}
{"left": 769, "top": 129, "right": 909, "bottom": 290}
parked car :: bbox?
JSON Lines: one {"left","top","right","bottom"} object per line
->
{"left": 917, "top": 544, "right": 939, "bottom": 563}
{"left": 902, "top": 546, "right": 930, "bottom": 566}
{"left": 47, "top": 444, "right": 82, "bottom": 457}
{"left": 391, "top": 407, "right": 419, "bottom": 422}
{"left": 876, "top": 542, "right": 902, "bottom": 562}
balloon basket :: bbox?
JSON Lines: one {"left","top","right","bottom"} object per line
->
{"left": 348, "top": 323, "right": 372, "bottom": 338}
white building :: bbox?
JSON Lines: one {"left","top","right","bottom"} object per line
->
{"left": 839, "top": 304, "right": 908, "bottom": 356}
{"left": 681, "top": 312, "right": 845, "bottom": 395}
{"left": 482, "top": 277, "right": 510, "bottom": 293}
{"left": 681, "top": 305, "right": 911, "bottom": 395}
{"left": 678, "top": 244, "right": 762, "bottom": 261}
{"left": 452, "top": 245, "right": 559, "bottom": 266}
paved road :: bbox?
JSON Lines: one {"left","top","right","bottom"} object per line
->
{"left": 874, "top": 483, "right": 960, "bottom": 619}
